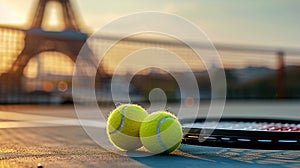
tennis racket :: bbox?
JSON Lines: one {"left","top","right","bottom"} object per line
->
{"left": 180, "top": 118, "right": 300, "bottom": 150}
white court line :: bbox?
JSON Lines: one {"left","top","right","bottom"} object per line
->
{"left": 0, "top": 121, "right": 66, "bottom": 129}
{"left": 0, "top": 111, "right": 106, "bottom": 129}
{"left": 0, "top": 111, "right": 73, "bottom": 121}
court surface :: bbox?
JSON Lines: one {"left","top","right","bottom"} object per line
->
{"left": 0, "top": 101, "right": 299, "bottom": 168}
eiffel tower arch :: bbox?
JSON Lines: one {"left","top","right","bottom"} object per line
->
{"left": 2, "top": 0, "right": 106, "bottom": 102}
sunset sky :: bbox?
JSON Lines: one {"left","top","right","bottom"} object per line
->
{"left": 0, "top": 0, "right": 299, "bottom": 48}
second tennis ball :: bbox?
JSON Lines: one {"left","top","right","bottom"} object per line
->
{"left": 139, "top": 111, "right": 183, "bottom": 154}
{"left": 106, "top": 104, "right": 148, "bottom": 151}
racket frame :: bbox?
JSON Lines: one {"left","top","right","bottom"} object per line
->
{"left": 181, "top": 118, "right": 300, "bottom": 150}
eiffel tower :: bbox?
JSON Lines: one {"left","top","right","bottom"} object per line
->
{"left": 1, "top": 0, "right": 106, "bottom": 102}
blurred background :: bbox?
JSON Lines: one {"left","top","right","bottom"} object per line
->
{"left": 0, "top": 0, "right": 300, "bottom": 104}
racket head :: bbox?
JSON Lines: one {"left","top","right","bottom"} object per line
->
{"left": 180, "top": 117, "right": 300, "bottom": 150}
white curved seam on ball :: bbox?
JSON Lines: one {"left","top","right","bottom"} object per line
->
{"left": 109, "top": 106, "right": 127, "bottom": 135}
{"left": 156, "top": 116, "right": 174, "bottom": 151}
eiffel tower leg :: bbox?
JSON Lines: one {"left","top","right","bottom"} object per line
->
{"left": 31, "top": 0, "right": 47, "bottom": 28}
{"left": 75, "top": 45, "right": 105, "bottom": 78}
{"left": 0, "top": 47, "right": 35, "bottom": 102}
{"left": 61, "top": 0, "right": 80, "bottom": 31}
{"left": 6, "top": 50, "right": 35, "bottom": 91}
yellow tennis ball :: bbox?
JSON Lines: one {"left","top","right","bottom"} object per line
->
{"left": 140, "top": 111, "right": 183, "bottom": 154}
{"left": 106, "top": 104, "right": 148, "bottom": 151}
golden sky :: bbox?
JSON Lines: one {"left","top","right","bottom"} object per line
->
{"left": 0, "top": 0, "right": 299, "bottom": 47}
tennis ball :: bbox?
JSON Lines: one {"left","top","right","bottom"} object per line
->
{"left": 140, "top": 111, "right": 183, "bottom": 154}
{"left": 106, "top": 104, "right": 148, "bottom": 151}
